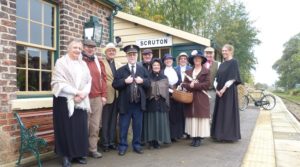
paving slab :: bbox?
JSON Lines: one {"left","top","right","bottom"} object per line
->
{"left": 33, "top": 108, "right": 259, "bottom": 167}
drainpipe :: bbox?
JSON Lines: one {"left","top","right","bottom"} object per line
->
{"left": 108, "top": 8, "right": 120, "bottom": 42}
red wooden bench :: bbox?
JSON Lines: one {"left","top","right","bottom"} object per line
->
{"left": 15, "top": 110, "right": 54, "bottom": 167}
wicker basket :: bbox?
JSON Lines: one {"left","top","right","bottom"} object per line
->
{"left": 172, "top": 89, "right": 193, "bottom": 104}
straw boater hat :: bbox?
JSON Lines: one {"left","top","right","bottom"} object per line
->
{"left": 177, "top": 52, "right": 188, "bottom": 60}
{"left": 104, "top": 43, "right": 116, "bottom": 53}
{"left": 204, "top": 47, "right": 214, "bottom": 52}
{"left": 188, "top": 50, "right": 207, "bottom": 65}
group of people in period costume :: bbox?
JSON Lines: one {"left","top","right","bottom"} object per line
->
{"left": 51, "top": 39, "right": 242, "bottom": 166}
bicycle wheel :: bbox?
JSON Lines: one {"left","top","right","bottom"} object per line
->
{"left": 239, "top": 95, "right": 249, "bottom": 111}
{"left": 261, "top": 94, "right": 276, "bottom": 110}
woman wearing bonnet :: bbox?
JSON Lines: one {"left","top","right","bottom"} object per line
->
{"left": 51, "top": 39, "right": 91, "bottom": 167}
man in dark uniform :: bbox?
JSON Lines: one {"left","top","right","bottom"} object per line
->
{"left": 112, "top": 45, "right": 150, "bottom": 156}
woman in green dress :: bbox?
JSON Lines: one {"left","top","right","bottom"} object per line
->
{"left": 143, "top": 58, "right": 171, "bottom": 149}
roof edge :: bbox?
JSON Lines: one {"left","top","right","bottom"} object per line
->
{"left": 94, "top": 0, "right": 123, "bottom": 10}
{"left": 115, "top": 11, "right": 210, "bottom": 46}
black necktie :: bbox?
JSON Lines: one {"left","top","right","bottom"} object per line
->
{"left": 108, "top": 60, "right": 116, "bottom": 76}
{"left": 131, "top": 65, "right": 135, "bottom": 77}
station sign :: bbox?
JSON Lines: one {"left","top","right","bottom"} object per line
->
{"left": 136, "top": 36, "right": 172, "bottom": 48}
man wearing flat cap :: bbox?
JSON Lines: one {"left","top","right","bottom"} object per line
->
{"left": 82, "top": 39, "right": 107, "bottom": 159}
{"left": 101, "top": 43, "right": 123, "bottom": 152}
{"left": 204, "top": 47, "right": 220, "bottom": 117}
{"left": 140, "top": 49, "right": 153, "bottom": 71}
{"left": 112, "top": 44, "right": 150, "bottom": 156}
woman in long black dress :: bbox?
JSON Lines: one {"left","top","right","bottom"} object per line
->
{"left": 143, "top": 58, "right": 171, "bottom": 149}
{"left": 211, "top": 44, "right": 242, "bottom": 142}
{"left": 163, "top": 54, "right": 184, "bottom": 142}
{"left": 51, "top": 39, "right": 91, "bottom": 167}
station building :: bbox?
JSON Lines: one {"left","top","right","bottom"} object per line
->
{"left": 114, "top": 11, "right": 211, "bottom": 63}
{"left": 0, "top": 1, "right": 212, "bottom": 166}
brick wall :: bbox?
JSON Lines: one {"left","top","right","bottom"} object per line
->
{"left": 0, "top": 0, "right": 113, "bottom": 165}
{"left": 0, "top": 0, "right": 18, "bottom": 164}
{"left": 59, "top": 0, "right": 112, "bottom": 56}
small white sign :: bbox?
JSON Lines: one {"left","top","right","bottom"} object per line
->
{"left": 136, "top": 36, "right": 172, "bottom": 48}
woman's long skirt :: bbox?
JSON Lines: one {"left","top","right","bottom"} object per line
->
{"left": 53, "top": 96, "right": 88, "bottom": 158}
{"left": 185, "top": 118, "right": 210, "bottom": 138}
{"left": 143, "top": 111, "right": 171, "bottom": 144}
{"left": 169, "top": 99, "right": 185, "bottom": 139}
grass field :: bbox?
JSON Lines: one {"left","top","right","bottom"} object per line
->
{"left": 274, "top": 92, "right": 300, "bottom": 103}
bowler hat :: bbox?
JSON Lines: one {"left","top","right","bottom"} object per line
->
{"left": 142, "top": 49, "right": 152, "bottom": 55}
{"left": 123, "top": 44, "right": 140, "bottom": 53}
{"left": 188, "top": 50, "right": 207, "bottom": 65}
{"left": 162, "top": 53, "right": 175, "bottom": 62}
{"left": 83, "top": 39, "right": 96, "bottom": 47}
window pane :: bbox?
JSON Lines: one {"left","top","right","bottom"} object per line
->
{"left": 41, "top": 50, "right": 51, "bottom": 70}
{"left": 30, "top": 0, "right": 42, "bottom": 22}
{"left": 152, "top": 49, "right": 159, "bottom": 59}
{"left": 44, "top": 4, "right": 54, "bottom": 26}
{"left": 17, "top": 69, "right": 26, "bottom": 91}
{"left": 16, "top": 18, "right": 28, "bottom": 42}
{"left": 30, "top": 22, "right": 42, "bottom": 45}
{"left": 161, "top": 48, "right": 170, "bottom": 58}
{"left": 17, "top": 45, "right": 26, "bottom": 68}
{"left": 28, "top": 49, "right": 40, "bottom": 69}
{"left": 16, "top": 0, "right": 28, "bottom": 18}
{"left": 42, "top": 72, "right": 51, "bottom": 91}
{"left": 44, "top": 27, "right": 54, "bottom": 47}
{"left": 28, "top": 70, "right": 40, "bottom": 91}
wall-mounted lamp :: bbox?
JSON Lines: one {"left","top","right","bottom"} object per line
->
{"left": 83, "top": 16, "right": 103, "bottom": 46}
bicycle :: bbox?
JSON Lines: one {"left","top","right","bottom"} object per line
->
{"left": 239, "top": 88, "right": 276, "bottom": 111}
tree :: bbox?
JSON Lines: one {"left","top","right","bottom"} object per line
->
{"left": 117, "top": 0, "right": 260, "bottom": 83}
{"left": 273, "top": 33, "right": 300, "bottom": 89}
{"left": 201, "top": 1, "right": 259, "bottom": 83}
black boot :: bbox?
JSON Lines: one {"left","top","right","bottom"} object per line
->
{"left": 148, "top": 141, "right": 154, "bottom": 149}
{"left": 190, "top": 137, "right": 196, "bottom": 146}
{"left": 153, "top": 140, "right": 161, "bottom": 149}
{"left": 193, "top": 137, "right": 202, "bottom": 147}
{"left": 62, "top": 156, "right": 71, "bottom": 167}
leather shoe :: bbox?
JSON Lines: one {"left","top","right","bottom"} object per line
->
{"left": 118, "top": 150, "right": 126, "bottom": 156}
{"left": 148, "top": 141, "right": 154, "bottom": 150}
{"left": 190, "top": 138, "right": 196, "bottom": 146}
{"left": 133, "top": 148, "right": 143, "bottom": 154}
{"left": 153, "top": 141, "right": 160, "bottom": 149}
{"left": 102, "top": 146, "right": 110, "bottom": 152}
{"left": 109, "top": 144, "right": 117, "bottom": 150}
{"left": 72, "top": 157, "right": 87, "bottom": 164}
{"left": 89, "top": 151, "right": 102, "bottom": 158}
{"left": 193, "top": 138, "right": 201, "bottom": 147}
{"left": 171, "top": 138, "right": 177, "bottom": 142}
{"left": 62, "top": 157, "right": 71, "bottom": 167}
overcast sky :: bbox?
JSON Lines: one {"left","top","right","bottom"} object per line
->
{"left": 240, "top": 0, "right": 300, "bottom": 85}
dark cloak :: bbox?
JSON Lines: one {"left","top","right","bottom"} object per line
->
{"left": 211, "top": 58, "right": 242, "bottom": 141}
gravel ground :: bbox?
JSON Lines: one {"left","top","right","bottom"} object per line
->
{"left": 282, "top": 98, "right": 300, "bottom": 121}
